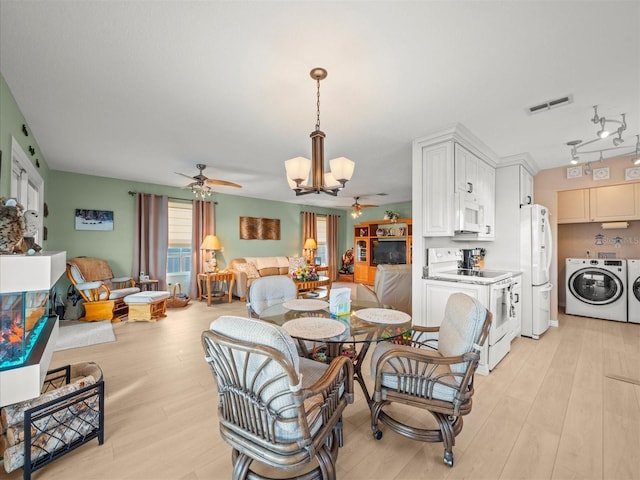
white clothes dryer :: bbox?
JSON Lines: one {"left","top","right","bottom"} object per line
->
{"left": 565, "top": 258, "right": 627, "bottom": 322}
{"left": 627, "top": 259, "right": 640, "bottom": 324}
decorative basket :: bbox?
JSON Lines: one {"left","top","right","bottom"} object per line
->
{"left": 166, "top": 283, "right": 190, "bottom": 308}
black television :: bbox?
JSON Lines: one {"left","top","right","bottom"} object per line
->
{"left": 371, "top": 239, "right": 407, "bottom": 265}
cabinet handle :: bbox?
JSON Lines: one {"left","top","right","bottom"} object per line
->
{"left": 467, "top": 182, "right": 473, "bottom": 193}
{"left": 486, "top": 225, "right": 491, "bottom": 234}
{"left": 527, "top": 195, "right": 532, "bottom": 204}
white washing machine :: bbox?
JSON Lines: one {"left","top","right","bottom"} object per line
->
{"left": 628, "top": 259, "right": 640, "bottom": 324}
{"left": 566, "top": 258, "right": 627, "bottom": 322}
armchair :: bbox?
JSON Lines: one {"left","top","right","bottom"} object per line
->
{"left": 66, "top": 257, "right": 140, "bottom": 321}
{"left": 356, "top": 264, "right": 412, "bottom": 314}
{"left": 201, "top": 316, "right": 354, "bottom": 480}
{"left": 369, "top": 293, "right": 491, "bottom": 467}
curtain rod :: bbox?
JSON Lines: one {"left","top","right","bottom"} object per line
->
{"left": 300, "top": 212, "right": 341, "bottom": 217}
{"left": 128, "top": 191, "right": 218, "bottom": 204}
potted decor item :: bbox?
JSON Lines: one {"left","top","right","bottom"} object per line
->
{"left": 384, "top": 210, "right": 399, "bottom": 223}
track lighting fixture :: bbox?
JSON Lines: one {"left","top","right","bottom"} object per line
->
{"left": 632, "top": 135, "right": 640, "bottom": 165}
{"left": 584, "top": 162, "right": 593, "bottom": 175}
{"left": 567, "top": 106, "right": 636, "bottom": 168}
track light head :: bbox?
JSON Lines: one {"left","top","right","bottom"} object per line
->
{"left": 613, "top": 135, "right": 624, "bottom": 146}
{"left": 585, "top": 162, "right": 593, "bottom": 175}
{"left": 597, "top": 118, "right": 610, "bottom": 138}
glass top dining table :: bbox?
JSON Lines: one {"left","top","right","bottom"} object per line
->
{"left": 259, "top": 299, "right": 412, "bottom": 403}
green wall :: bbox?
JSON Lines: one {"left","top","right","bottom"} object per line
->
{"left": 0, "top": 73, "right": 50, "bottom": 197}
{"left": 46, "top": 170, "right": 350, "bottom": 277}
{"left": 2, "top": 70, "right": 410, "bottom": 291}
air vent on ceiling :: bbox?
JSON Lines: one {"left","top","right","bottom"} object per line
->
{"left": 526, "top": 95, "right": 573, "bottom": 115}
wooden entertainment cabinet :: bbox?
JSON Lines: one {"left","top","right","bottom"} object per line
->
{"left": 353, "top": 218, "right": 412, "bottom": 286}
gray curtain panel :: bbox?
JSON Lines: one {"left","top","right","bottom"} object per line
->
{"left": 190, "top": 200, "right": 216, "bottom": 298}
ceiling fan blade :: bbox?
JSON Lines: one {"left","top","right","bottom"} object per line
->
{"left": 175, "top": 172, "right": 196, "bottom": 181}
{"left": 205, "top": 179, "right": 242, "bottom": 188}
{"left": 359, "top": 204, "right": 378, "bottom": 208}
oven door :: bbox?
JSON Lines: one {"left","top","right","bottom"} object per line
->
{"left": 488, "top": 282, "right": 512, "bottom": 346}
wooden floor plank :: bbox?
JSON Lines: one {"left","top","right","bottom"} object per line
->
{"left": 2, "top": 303, "right": 638, "bottom": 480}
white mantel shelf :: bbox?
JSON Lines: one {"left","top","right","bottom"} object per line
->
{"left": 0, "top": 251, "right": 66, "bottom": 293}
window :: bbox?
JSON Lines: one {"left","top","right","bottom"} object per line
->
{"left": 167, "top": 201, "right": 192, "bottom": 275}
{"left": 315, "top": 216, "right": 327, "bottom": 265}
{"left": 10, "top": 137, "right": 44, "bottom": 242}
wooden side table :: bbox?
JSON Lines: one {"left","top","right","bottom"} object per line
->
{"left": 197, "top": 272, "right": 235, "bottom": 306}
{"left": 136, "top": 279, "right": 159, "bottom": 291}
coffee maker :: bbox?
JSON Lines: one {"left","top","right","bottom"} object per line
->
{"left": 461, "top": 248, "right": 485, "bottom": 271}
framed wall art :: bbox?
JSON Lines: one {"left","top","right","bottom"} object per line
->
{"left": 566, "top": 166, "right": 582, "bottom": 179}
{"left": 239, "top": 216, "right": 280, "bottom": 240}
{"left": 592, "top": 167, "right": 610, "bottom": 181}
{"left": 75, "top": 209, "right": 114, "bottom": 231}
{"left": 625, "top": 166, "right": 640, "bottom": 181}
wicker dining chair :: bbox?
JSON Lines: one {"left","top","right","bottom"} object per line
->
{"left": 246, "top": 276, "right": 297, "bottom": 318}
{"left": 201, "top": 315, "right": 354, "bottom": 480}
{"left": 369, "top": 293, "right": 492, "bottom": 467}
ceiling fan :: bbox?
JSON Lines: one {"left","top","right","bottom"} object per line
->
{"left": 175, "top": 163, "right": 242, "bottom": 198}
{"left": 350, "top": 196, "right": 378, "bottom": 218}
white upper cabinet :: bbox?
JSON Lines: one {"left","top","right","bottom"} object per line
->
{"left": 454, "top": 144, "right": 479, "bottom": 195}
{"left": 413, "top": 125, "right": 497, "bottom": 240}
{"left": 476, "top": 159, "right": 496, "bottom": 239}
{"left": 519, "top": 167, "right": 534, "bottom": 206}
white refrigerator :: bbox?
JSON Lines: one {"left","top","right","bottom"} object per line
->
{"left": 520, "top": 204, "right": 553, "bottom": 339}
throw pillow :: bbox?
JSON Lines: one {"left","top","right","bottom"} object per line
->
{"left": 288, "top": 256, "right": 307, "bottom": 275}
{"left": 235, "top": 262, "right": 260, "bottom": 279}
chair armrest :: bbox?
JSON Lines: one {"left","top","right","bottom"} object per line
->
{"left": 112, "top": 276, "right": 135, "bottom": 288}
{"left": 229, "top": 269, "right": 248, "bottom": 299}
{"left": 75, "top": 281, "right": 110, "bottom": 302}
{"left": 303, "top": 356, "right": 354, "bottom": 401}
{"left": 356, "top": 284, "right": 378, "bottom": 304}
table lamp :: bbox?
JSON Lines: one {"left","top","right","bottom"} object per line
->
{"left": 303, "top": 238, "right": 317, "bottom": 264}
{"left": 201, "top": 235, "right": 221, "bottom": 272}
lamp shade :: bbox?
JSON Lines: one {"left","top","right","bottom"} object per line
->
{"left": 304, "top": 238, "right": 317, "bottom": 249}
{"left": 329, "top": 157, "right": 355, "bottom": 182}
{"left": 285, "top": 157, "right": 312, "bottom": 183}
{"left": 200, "top": 235, "right": 221, "bottom": 251}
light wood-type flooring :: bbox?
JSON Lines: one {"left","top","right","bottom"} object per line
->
{"left": 2, "top": 297, "right": 639, "bottom": 480}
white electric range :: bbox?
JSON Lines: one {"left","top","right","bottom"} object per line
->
{"left": 422, "top": 248, "right": 515, "bottom": 375}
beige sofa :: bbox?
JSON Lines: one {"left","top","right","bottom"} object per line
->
{"left": 229, "top": 256, "right": 301, "bottom": 301}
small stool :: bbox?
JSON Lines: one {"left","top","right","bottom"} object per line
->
{"left": 124, "top": 291, "right": 170, "bottom": 322}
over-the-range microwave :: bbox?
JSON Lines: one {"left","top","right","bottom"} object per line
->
{"left": 454, "top": 191, "right": 484, "bottom": 234}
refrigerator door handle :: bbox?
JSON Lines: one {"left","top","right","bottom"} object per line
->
{"left": 544, "top": 216, "right": 553, "bottom": 273}
{"left": 541, "top": 283, "right": 553, "bottom": 292}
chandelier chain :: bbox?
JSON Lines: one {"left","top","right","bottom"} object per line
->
{"left": 315, "top": 78, "right": 321, "bottom": 131}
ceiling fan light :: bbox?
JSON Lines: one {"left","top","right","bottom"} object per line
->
{"left": 285, "top": 157, "right": 311, "bottom": 184}
{"left": 329, "top": 157, "right": 355, "bottom": 183}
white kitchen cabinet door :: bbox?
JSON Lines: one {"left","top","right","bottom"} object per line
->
{"left": 454, "top": 143, "right": 479, "bottom": 194}
{"left": 420, "top": 142, "right": 454, "bottom": 236}
{"left": 477, "top": 159, "right": 496, "bottom": 240}
{"left": 519, "top": 166, "right": 534, "bottom": 206}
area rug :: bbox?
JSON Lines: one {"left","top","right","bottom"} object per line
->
{"left": 54, "top": 320, "right": 116, "bottom": 351}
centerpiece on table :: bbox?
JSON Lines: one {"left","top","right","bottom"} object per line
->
{"left": 291, "top": 265, "right": 319, "bottom": 281}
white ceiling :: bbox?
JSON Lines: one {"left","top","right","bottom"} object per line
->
{"left": 1, "top": 1, "right": 638, "bottom": 210}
